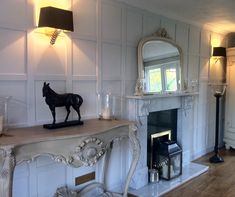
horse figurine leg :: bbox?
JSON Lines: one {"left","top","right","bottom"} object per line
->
{"left": 64, "top": 105, "right": 71, "bottom": 122}
{"left": 72, "top": 105, "right": 81, "bottom": 122}
{"left": 49, "top": 106, "right": 56, "bottom": 124}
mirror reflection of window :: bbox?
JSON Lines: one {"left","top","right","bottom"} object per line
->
{"left": 145, "top": 60, "right": 179, "bottom": 93}
{"left": 142, "top": 40, "right": 180, "bottom": 93}
{"left": 147, "top": 68, "right": 162, "bottom": 92}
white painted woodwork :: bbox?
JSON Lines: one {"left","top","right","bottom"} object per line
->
{"left": 73, "top": 81, "right": 97, "bottom": 119}
{"left": 125, "top": 47, "right": 138, "bottom": 80}
{"left": 73, "top": 0, "right": 97, "bottom": 39}
{"left": 142, "top": 14, "right": 161, "bottom": 37}
{"left": 116, "top": 0, "right": 235, "bottom": 34}
{"left": 126, "top": 10, "right": 143, "bottom": 46}
{"left": 102, "top": 43, "right": 122, "bottom": 79}
{"left": 189, "top": 26, "right": 201, "bottom": 56}
{"left": 0, "top": 0, "right": 26, "bottom": 30}
{"left": 224, "top": 48, "right": 235, "bottom": 149}
{"left": 73, "top": 39, "right": 97, "bottom": 77}
{"left": 161, "top": 17, "right": 176, "bottom": 40}
{"left": 0, "top": 0, "right": 225, "bottom": 196}
{"left": 101, "top": 2, "right": 122, "bottom": 43}
{"left": 0, "top": 29, "right": 26, "bottom": 75}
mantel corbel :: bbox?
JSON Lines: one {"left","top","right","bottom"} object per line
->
{"left": 137, "top": 99, "right": 151, "bottom": 117}
{"left": 181, "top": 95, "right": 194, "bottom": 110}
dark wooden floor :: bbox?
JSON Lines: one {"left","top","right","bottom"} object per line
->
{"left": 162, "top": 149, "right": 235, "bottom": 197}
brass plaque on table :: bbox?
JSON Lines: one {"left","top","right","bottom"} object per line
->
{"left": 75, "top": 171, "right": 96, "bottom": 186}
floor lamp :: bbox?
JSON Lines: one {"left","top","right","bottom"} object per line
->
{"left": 209, "top": 86, "right": 226, "bottom": 163}
{"left": 209, "top": 47, "right": 226, "bottom": 163}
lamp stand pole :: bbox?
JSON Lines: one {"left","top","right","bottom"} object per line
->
{"left": 209, "top": 92, "right": 224, "bottom": 163}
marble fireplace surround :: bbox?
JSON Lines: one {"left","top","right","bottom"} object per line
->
{"left": 126, "top": 92, "right": 209, "bottom": 195}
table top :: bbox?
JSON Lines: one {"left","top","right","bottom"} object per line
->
{"left": 0, "top": 119, "right": 132, "bottom": 147}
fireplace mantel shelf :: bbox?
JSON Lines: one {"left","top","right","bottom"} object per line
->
{"left": 126, "top": 91, "right": 198, "bottom": 100}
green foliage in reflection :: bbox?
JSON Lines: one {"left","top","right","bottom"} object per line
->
{"left": 166, "top": 68, "right": 177, "bottom": 91}
{"left": 149, "top": 68, "right": 162, "bottom": 92}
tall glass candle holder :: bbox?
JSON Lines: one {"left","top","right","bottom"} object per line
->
{"left": 0, "top": 96, "right": 12, "bottom": 136}
{"left": 97, "top": 93, "right": 121, "bottom": 120}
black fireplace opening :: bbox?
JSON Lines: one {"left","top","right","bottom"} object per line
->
{"left": 147, "top": 109, "right": 178, "bottom": 169}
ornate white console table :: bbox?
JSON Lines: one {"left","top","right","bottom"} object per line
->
{"left": 0, "top": 119, "right": 140, "bottom": 197}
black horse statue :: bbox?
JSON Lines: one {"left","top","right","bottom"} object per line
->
{"left": 42, "top": 82, "right": 83, "bottom": 129}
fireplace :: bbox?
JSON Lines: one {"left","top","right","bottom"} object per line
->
{"left": 126, "top": 94, "right": 208, "bottom": 191}
{"left": 147, "top": 109, "right": 182, "bottom": 181}
{"left": 147, "top": 109, "right": 178, "bottom": 170}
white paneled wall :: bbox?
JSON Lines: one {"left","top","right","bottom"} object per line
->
{"left": 0, "top": 0, "right": 225, "bottom": 196}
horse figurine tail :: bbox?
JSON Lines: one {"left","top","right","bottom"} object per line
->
{"left": 77, "top": 94, "right": 83, "bottom": 108}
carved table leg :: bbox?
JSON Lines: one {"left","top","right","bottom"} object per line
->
{"left": 123, "top": 124, "right": 140, "bottom": 197}
{"left": 0, "top": 146, "right": 16, "bottom": 197}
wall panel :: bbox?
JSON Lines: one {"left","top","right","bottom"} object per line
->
{"left": 101, "top": 2, "right": 122, "bottom": 43}
{"left": 0, "top": 0, "right": 27, "bottom": 30}
{"left": 200, "top": 30, "right": 211, "bottom": 58}
{"left": 73, "top": 0, "right": 97, "bottom": 39}
{"left": 30, "top": 33, "right": 67, "bottom": 77}
{"left": 0, "top": 29, "right": 26, "bottom": 75}
{"left": 126, "top": 9, "right": 142, "bottom": 46}
{"left": 143, "top": 14, "right": 161, "bottom": 37}
{"left": 0, "top": 0, "right": 225, "bottom": 195}
{"left": 102, "top": 43, "right": 122, "bottom": 79}
{"left": 189, "top": 26, "right": 201, "bottom": 56}
{"left": 73, "top": 81, "right": 97, "bottom": 118}
{"left": 125, "top": 46, "right": 138, "bottom": 80}
{"left": 73, "top": 39, "right": 97, "bottom": 77}
{"left": 0, "top": 81, "right": 27, "bottom": 126}
{"left": 161, "top": 17, "right": 176, "bottom": 40}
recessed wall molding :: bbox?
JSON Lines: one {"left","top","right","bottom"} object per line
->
{"left": 34, "top": 75, "right": 67, "bottom": 81}
{"left": 72, "top": 75, "right": 97, "bottom": 81}
{"left": 72, "top": 34, "right": 97, "bottom": 42}
{"left": 0, "top": 74, "right": 27, "bottom": 81}
{"left": 102, "top": 77, "right": 122, "bottom": 81}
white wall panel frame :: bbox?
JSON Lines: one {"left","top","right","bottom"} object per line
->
{"left": 188, "top": 26, "right": 201, "bottom": 56}
{"left": 160, "top": 17, "right": 176, "bottom": 40}
{"left": 126, "top": 9, "right": 143, "bottom": 47}
{"left": 101, "top": 0, "right": 122, "bottom": 44}
{"left": 200, "top": 30, "right": 211, "bottom": 58}
{"left": 142, "top": 13, "right": 161, "bottom": 37}
{"left": 72, "top": 0, "right": 97, "bottom": 40}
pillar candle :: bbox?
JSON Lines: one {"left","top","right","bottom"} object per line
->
{"left": 0, "top": 115, "right": 3, "bottom": 135}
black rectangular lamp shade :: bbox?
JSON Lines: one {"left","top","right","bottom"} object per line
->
{"left": 38, "top": 6, "right": 74, "bottom": 32}
{"left": 213, "top": 47, "right": 226, "bottom": 57}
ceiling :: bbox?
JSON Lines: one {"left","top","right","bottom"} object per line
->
{"left": 118, "top": 0, "right": 235, "bottom": 34}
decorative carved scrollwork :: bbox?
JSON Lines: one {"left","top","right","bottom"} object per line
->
{"left": 0, "top": 147, "right": 15, "bottom": 180}
{"left": 0, "top": 146, "right": 16, "bottom": 197}
{"left": 54, "top": 186, "right": 77, "bottom": 197}
{"left": 17, "top": 153, "right": 74, "bottom": 167}
{"left": 135, "top": 78, "right": 144, "bottom": 96}
{"left": 152, "top": 28, "right": 171, "bottom": 39}
{"left": 72, "top": 137, "right": 106, "bottom": 166}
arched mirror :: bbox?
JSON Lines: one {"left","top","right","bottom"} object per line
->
{"left": 135, "top": 29, "right": 184, "bottom": 96}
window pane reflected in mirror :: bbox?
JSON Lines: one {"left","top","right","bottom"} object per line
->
{"left": 145, "top": 61, "right": 179, "bottom": 93}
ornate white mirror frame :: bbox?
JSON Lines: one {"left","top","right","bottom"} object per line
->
{"left": 135, "top": 28, "right": 184, "bottom": 96}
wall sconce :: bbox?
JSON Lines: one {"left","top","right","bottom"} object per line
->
{"left": 38, "top": 6, "right": 74, "bottom": 45}
{"left": 213, "top": 47, "right": 226, "bottom": 56}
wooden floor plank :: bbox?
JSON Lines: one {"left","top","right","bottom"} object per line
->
{"left": 162, "top": 149, "right": 235, "bottom": 197}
